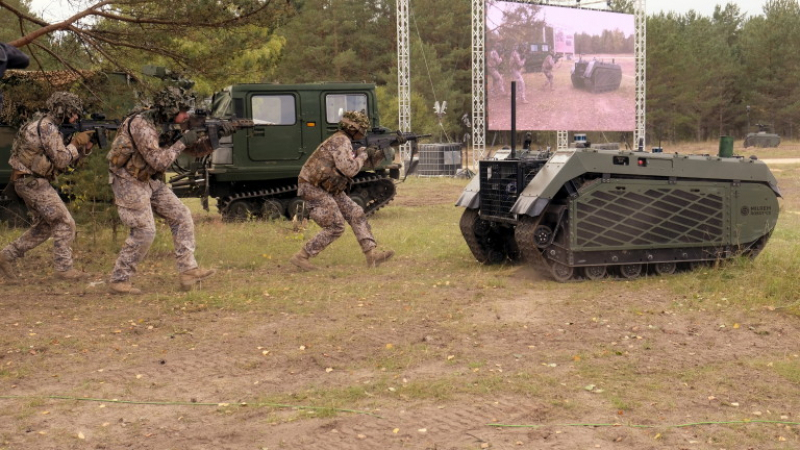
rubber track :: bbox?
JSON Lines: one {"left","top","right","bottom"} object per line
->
{"left": 218, "top": 173, "right": 395, "bottom": 217}
{"left": 459, "top": 209, "right": 491, "bottom": 264}
{"left": 514, "top": 215, "right": 560, "bottom": 281}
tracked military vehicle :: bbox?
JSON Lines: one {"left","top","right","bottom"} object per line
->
{"left": 571, "top": 58, "right": 622, "bottom": 93}
{"left": 744, "top": 124, "right": 780, "bottom": 148}
{"left": 457, "top": 146, "right": 781, "bottom": 281}
{"left": 0, "top": 124, "right": 29, "bottom": 225}
{"left": 170, "top": 83, "right": 410, "bottom": 221}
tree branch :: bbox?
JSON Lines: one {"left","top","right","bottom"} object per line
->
{"left": 4, "top": 0, "right": 116, "bottom": 47}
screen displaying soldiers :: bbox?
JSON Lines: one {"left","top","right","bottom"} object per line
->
{"left": 485, "top": 1, "right": 635, "bottom": 132}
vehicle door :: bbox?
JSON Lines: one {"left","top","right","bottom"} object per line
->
{"left": 247, "top": 92, "right": 303, "bottom": 163}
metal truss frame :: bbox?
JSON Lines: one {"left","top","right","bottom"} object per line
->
{"left": 469, "top": 0, "right": 647, "bottom": 159}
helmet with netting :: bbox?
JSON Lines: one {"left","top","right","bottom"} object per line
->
{"left": 339, "top": 110, "right": 370, "bottom": 135}
{"left": 47, "top": 91, "right": 82, "bottom": 122}
{"left": 151, "top": 86, "right": 191, "bottom": 119}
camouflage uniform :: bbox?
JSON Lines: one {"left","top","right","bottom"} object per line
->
{"left": 510, "top": 49, "right": 528, "bottom": 103}
{"left": 1, "top": 112, "right": 81, "bottom": 273}
{"left": 107, "top": 111, "right": 198, "bottom": 283}
{"left": 488, "top": 49, "right": 505, "bottom": 97}
{"left": 297, "top": 132, "right": 376, "bottom": 255}
{"left": 542, "top": 53, "right": 555, "bottom": 91}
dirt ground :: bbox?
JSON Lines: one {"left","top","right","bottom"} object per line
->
{"left": 488, "top": 54, "right": 636, "bottom": 131}
{"left": 2, "top": 165, "right": 800, "bottom": 450}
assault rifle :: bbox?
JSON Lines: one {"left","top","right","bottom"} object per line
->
{"left": 163, "top": 110, "right": 254, "bottom": 156}
{"left": 353, "top": 129, "right": 430, "bottom": 181}
{"left": 60, "top": 113, "right": 121, "bottom": 150}
{"left": 353, "top": 129, "right": 430, "bottom": 152}
{"left": 187, "top": 111, "right": 255, "bottom": 150}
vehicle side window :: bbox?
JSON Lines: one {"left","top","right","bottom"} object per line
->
{"left": 325, "top": 94, "right": 368, "bottom": 124}
{"left": 251, "top": 95, "right": 295, "bottom": 125}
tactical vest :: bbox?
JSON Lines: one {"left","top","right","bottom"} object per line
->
{"left": 302, "top": 147, "right": 351, "bottom": 194}
{"left": 12, "top": 117, "right": 56, "bottom": 179}
{"left": 107, "top": 114, "right": 162, "bottom": 182}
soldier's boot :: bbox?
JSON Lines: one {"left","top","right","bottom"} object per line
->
{"left": 54, "top": 268, "right": 89, "bottom": 280}
{"left": 0, "top": 252, "right": 16, "bottom": 280}
{"left": 365, "top": 249, "right": 394, "bottom": 268}
{"left": 180, "top": 267, "right": 216, "bottom": 291}
{"left": 289, "top": 249, "right": 318, "bottom": 271}
{"left": 109, "top": 281, "right": 142, "bottom": 295}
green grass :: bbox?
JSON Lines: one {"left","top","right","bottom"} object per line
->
{"left": 3, "top": 170, "right": 799, "bottom": 316}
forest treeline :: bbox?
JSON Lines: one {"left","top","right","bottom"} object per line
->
{"left": 1, "top": 0, "right": 798, "bottom": 143}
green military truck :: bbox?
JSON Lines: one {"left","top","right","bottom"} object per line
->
{"left": 170, "top": 82, "right": 406, "bottom": 221}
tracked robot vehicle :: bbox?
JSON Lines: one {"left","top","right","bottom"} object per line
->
{"left": 571, "top": 58, "right": 622, "bottom": 93}
{"left": 457, "top": 145, "right": 781, "bottom": 281}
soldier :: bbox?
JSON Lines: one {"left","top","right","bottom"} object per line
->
{"left": 487, "top": 48, "right": 506, "bottom": 98}
{"left": 509, "top": 45, "right": 528, "bottom": 104}
{"left": 290, "top": 111, "right": 394, "bottom": 271}
{"left": 105, "top": 87, "right": 215, "bottom": 294}
{"left": 542, "top": 51, "right": 556, "bottom": 91}
{"left": 0, "top": 92, "right": 94, "bottom": 281}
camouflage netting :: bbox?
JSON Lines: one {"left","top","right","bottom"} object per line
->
{"left": 1, "top": 69, "right": 141, "bottom": 126}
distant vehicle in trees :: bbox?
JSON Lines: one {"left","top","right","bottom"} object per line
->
{"left": 744, "top": 124, "right": 780, "bottom": 148}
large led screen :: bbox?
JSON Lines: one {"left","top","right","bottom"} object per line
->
{"left": 486, "top": 1, "right": 635, "bottom": 131}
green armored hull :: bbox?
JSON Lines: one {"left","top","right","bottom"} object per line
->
{"left": 744, "top": 131, "right": 780, "bottom": 148}
{"left": 0, "top": 125, "right": 28, "bottom": 225}
{"left": 456, "top": 148, "right": 781, "bottom": 281}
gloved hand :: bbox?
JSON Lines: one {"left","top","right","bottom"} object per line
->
{"left": 70, "top": 130, "right": 95, "bottom": 147}
{"left": 221, "top": 122, "right": 237, "bottom": 136}
{"left": 80, "top": 141, "right": 94, "bottom": 157}
{"left": 366, "top": 146, "right": 383, "bottom": 161}
{"left": 179, "top": 130, "right": 199, "bottom": 147}
{"left": 355, "top": 146, "right": 368, "bottom": 158}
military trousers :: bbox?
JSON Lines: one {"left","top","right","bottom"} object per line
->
{"left": 110, "top": 176, "right": 197, "bottom": 283}
{"left": 1, "top": 177, "right": 76, "bottom": 272}
{"left": 299, "top": 182, "right": 376, "bottom": 257}
{"left": 512, "top": 70, "right": 527, "bottom": 101}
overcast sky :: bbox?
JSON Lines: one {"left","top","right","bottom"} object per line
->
{"left": 646, "top": 0, "right": 765, "bottom": 17}
{"left": 28, "top": 0, "right": 770, "bottom": 24}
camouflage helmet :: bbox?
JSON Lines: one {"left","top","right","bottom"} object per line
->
{"left": 339, "top": 110, "right": 370, "bottom": 135}
{"left": 151, "top": 86, "right": 191, "bottom": 119}
{"left": 46, "top": 91, "right": 82, "bottom": 121}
